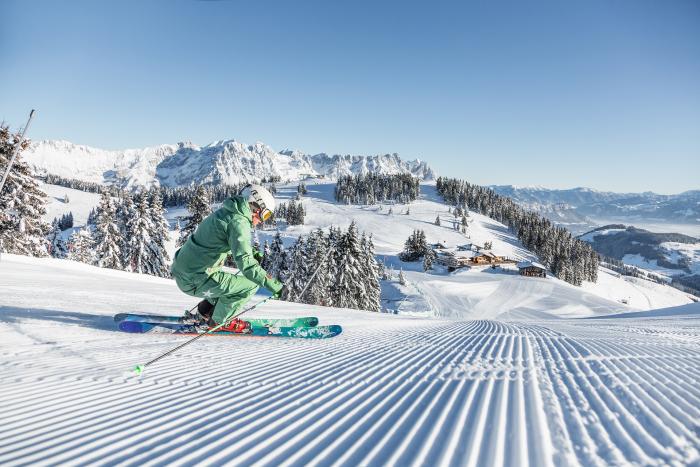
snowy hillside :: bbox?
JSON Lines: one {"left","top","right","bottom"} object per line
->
{"left": 580, "top": 225, "right": 700, "bottom": 274}
{"left": 40, "top": 181, "right": 695, "bottom": 318}
{"left": 1, "top": 253, "right": 699, "bottom": 466}
{"left": 4, "top": 181, "right": 699, "bottom": 465}
{"left": 25, "top": 139, "right": 435, "bottom": 188}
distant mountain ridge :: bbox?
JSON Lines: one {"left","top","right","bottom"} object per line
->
{"left": 578, "top": 224, "right": 700, "bottom": 293}
{"left": 25, "top": 139, "right": 436, "bottom": 188}
{"left": 491, "top": 185, "right": 700, "bottom": 229}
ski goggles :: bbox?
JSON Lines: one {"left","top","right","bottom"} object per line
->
{"left": 253, "top": 205, "right": 273, "bottom": 222}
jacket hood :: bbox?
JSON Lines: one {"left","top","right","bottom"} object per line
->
{"left": 222, "top": 196, "right": 252, "bottom": 219}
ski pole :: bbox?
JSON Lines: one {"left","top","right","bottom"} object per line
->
{"left": 0, "top": 110, "right": 36, "bottom": 195}
{"left": 133, "top": 296, "right": 272, "bottom": 376}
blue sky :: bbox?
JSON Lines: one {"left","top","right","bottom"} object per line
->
{"left": 1, "top": 0, "right": 698, "bottom": 194}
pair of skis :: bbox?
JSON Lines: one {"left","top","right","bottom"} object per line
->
{"left": 114, "top": 313, "right": 342, "bottom": 339}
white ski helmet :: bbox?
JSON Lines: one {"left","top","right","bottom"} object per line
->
{"left": 240, "top": 184, "right": 275, "bottom": 221}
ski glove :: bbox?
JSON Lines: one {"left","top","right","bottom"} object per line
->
{"left": 253, "top": 250, "right": 264, "bottom": 265}
{"left": 272, "top": 284, "right": 288, "bottom": 300}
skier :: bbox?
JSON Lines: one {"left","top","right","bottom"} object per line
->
{"left": 171, "top": 184, "right": 285, "bottom": 332}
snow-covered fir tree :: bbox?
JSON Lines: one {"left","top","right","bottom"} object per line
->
{"left": 399, "top": 268, "right": 407, "bottom": 286}
{"left": 87, "top": 207, "right": 98, "bottom": 226}
{"left": 67, "top": 227, "right": 95, "bottom": 264}
{"left": 359, "top": 234, "right": 381, "bottom": 311}
{"left": 260, "top": 239, "right": 272, "bottom": 269}
{"left": 178, "top": 185, "right": 211, "bottom": 247}
{"left": 284, "top": 237, "right": 308, "bottom": 301}
{"left": 57, "top": 212, "right": 74, "bottom": 230}
{"left": 399, "top": 229, "right": 430, "bottom": 262}
{"left": 277, "top": 224, "right": 380, "bottom": 312}
{"left": 301, "top": 229, "right": 332, "bottom": 306}
{"left": 331, "top": 221, "right": 365, "bottom": 309}
{"left": 423, "top": 248, "right": 436, "bottom": 271}
{"left": 93, "top": 192, "right": 123, "bottom": 270}
{"left": 265, "top": 231, "right": 286, "bottom": 280}
{"left": 275, "top": 200, "right": 305, "bottom": 226}
{"left": 116, "top": 193, "right": 136, "bottom": 266}
{"left": 0, "top": 124, "right": 50, "bottom": 256}
{"left": 47, "top": 220, "right": 67, "bottom": 258}
{"left": 126, "top": 192, "right": 170, "bottom": 277}
{"left": 147, "top": 189, "right": 171, "bottom": 268}
{"left": 435, "top": 215, "right": 441, "bottom": 226}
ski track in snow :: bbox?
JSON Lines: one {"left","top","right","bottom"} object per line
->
{"left": 2, "top": 182, "right": 698, "bottom": 466}
{"left": 1, "top": 309, "right": 699, "bottom": 466}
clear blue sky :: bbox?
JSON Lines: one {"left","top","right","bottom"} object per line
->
{"left": 2, "top": 0, "right": 698, "bottom": 194}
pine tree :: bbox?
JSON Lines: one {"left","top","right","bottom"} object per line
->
{"left": 116, "top": 193, "right": 136, "bottom": 266}
{"left": 87, "top": 207, "right": 98, "bottom": 225}
{"left": 398, "top": 268, "right": 407, "bottom": 286}
{"left": 94, "top": 192, "right": 123, "bottom": 269}
{"left": 285, "top": 237, "right": 308, "bottom": 301}
{"left": 399, "top": 229, "right": 429, "bottom": 262}
{"left": 147, "top": 189, "right": 171, "bottom": 275}
{"left": 0, "top": 124, "right": 50, "bottom": 256}
{"left": 360, "top": 234, "right": 381, "bottom": 311}
{"left": 47, "top": 220, "right": 67, "bottom": 258}
{"left": 126, "top": 192, "right": 170, "bottom": 277}
{"left": 178, "top": 185, "right": 210, "bottom": 247}
{"left": 435, "top": 215, "right": 441, "bottom": 226}
{"left": 67, "top": 227, "right": 95, "bottom": 264}
{"left": 332, "top": 221, "right": 364, "bottom": 309}
{"left": 267, "top": 231, "right": 286, "bottom": 280}
{"left": 303, "top": 229, "right": 332, "bottom": 306}
{"left": 423, "top": 248, "right": 436, "bottom": 271}
{"left": 260, "top": 239, "right": 272, "bottom": 271}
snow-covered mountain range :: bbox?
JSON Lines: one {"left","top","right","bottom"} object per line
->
{"left": 24, "top": 139, "right": 436, "bottom": 188}
{"left": 491, "top": 185, "right": 700, "bottom": 235}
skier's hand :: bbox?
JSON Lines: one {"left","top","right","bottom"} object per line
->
{"left": 253, "top": 250, "right": 264, "bottom": 265}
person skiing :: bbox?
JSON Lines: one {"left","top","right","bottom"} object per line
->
{"left": 171, "top": 184, "right": 285, "bottom": 332}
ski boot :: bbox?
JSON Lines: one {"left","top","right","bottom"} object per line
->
{"left": 184, "top": 299, "right": 215, "bottom": 325}
{"left": 214, "top": 318, "right": 252, "bottom": 334}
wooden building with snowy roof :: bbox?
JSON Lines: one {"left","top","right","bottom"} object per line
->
{"left": 517, "top": 261, "right": 547, "bottom": 278}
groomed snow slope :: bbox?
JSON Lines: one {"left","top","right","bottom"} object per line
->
{"left": 38, "top": 182, "right": 695, "bottom": 317}
{"left": 1, "top": 254, "right": 699, "bottom": 466}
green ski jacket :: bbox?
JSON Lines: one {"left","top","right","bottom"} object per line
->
{"left": 171, "top": 196, "right": 283, "bottom": 294}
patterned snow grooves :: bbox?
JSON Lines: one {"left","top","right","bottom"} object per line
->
{"left": 1, "top": 317, "right": 699, "bottom": 466}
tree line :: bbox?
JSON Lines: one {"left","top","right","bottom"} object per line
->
{"left": 436, "top": 177, "right": 598, "bottom": 286}
{"left": 41, "top": 173, "right": 278, "bottom": 209}
{"left": 49, "top": 190, "right": 172, "bottom": 277}
{"left": 335, "top": 173, "right": 420, "bottom": 205}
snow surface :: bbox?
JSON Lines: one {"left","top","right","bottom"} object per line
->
{"left": 2, "top": 182, "right": 699, "bottom": 465}
{"left": 1, "top": 253, "right": 699, "bottom": 466}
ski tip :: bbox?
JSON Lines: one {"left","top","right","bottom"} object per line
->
{"left": 133, "top": 364, "right": 145, "bottom": 376}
